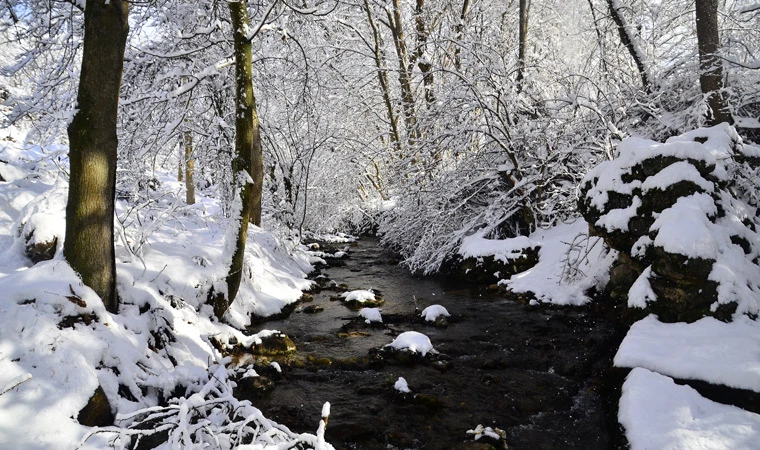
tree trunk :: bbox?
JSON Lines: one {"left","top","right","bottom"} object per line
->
{"left": 454, "top": 0, "right": 471, "bottom": 72}
{"left": 211, "top": 0, "right": 259, "bottom": 321}
{"left": 183, "top": 130, "right": 196, "bottom": 205}
{"left": 65, "top": 0, "right": 129, "bottom": 314}
{"left": 386, "top": 0, "right": 419, "bottom": 147}
{"left": 607, "top": 0, "right": 651, "bottom": 93}
{"left": 414, "top": 0, "right": 435, "bottom": 106}
{"left": 695, "top": 0, "right": 732, "bottom": 125}
{"left": 363, "top": 0, "right": 402, "bottom": 153}
{"left": 516, "top": 0, "right": 529, "bottom": 92}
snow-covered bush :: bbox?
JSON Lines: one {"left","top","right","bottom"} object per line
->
{"left": 580, "top": 124, "right": 760, "bottom": 321}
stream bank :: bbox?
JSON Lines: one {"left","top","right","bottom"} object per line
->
{"left": 239, "top": 238, "right": 627, "bottom": 449}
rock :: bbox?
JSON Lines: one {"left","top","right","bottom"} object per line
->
{"left": 252, "top": 333, "right": 296, "bottom": 356}
{"left": 78, "top": 385, "right": 113, "bottom": 427}
{"left": 25, "top": 234, "right": 57, "bottom": 264}
{"left": 446, "top": 247, "right": 540, "bottom": 284}
{"left": 302, "top": 305, "right": 324, "bottom": 314}
{"left": 233, "top": 375, "right": 275, "bottom": 399}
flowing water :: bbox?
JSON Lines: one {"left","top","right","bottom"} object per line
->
{"left": 244, "top": 238, "right": 623, "bottom": 450}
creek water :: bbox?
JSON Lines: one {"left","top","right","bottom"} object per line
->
{"left": 245, "top": 238, "right": 623, "bottom": 450}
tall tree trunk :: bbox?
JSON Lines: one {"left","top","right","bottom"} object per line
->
{"left": 695, "top": 0, "right": 732, "bottom": 125}
{"left": 213, "top": 0, "right": 260, "bottom": 320}
{"left": 183, "top": 130, "right": 196, "bottom": 205}
{"left": 607, "top": 0, "right": 651, "bottom": 93}
{"left": 65, "top": 0, "right": 129, "bottom": 314}
{"left": 454, "top": 0, "right": 471, "bottom": 72}
{"left": 386, "top": 0, "right": 419, "bottom": 147}
{"left": 516, "top": 0, "right": 529, "bottom": 92}
{"left": 414, "top": 0, "right": 435, "bottom": 106}
{"left": 363, "top": 0, "right": 401, "bottom": 152}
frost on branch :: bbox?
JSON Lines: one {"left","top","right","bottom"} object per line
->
{"left": 579, "top": 124, "right": 760, "bottom": 322}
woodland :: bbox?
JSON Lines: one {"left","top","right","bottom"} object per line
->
{"left": 0, "top": 0, "right": 759, "bottom": 449}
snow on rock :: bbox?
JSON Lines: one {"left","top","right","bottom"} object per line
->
{"left": 627, "top": 266, "right": 656, "bottom": 308}
{"left": 420, "top": 304, "right": 450, "bottom": 322}
{"left": 614, "top": 315, "right": 760, "bottom": 392}
{"left": 619, "top": 368, "right": 760, "bottom": 450}
{"left": 394, "top": 377, "right": 411, "bottom": 393}
{"left": 385, "top": 331, "right": 435, "bottom": 356}
{"left": 359, "top": 307, "right": 382, "bottom": 324}
{"left": 579, "top": 124, "right": 760, "bottom": 320}
{"left": 500, "top": 220, "right": 617, "bottom": 305}
{"left": 341, "top": 289, "right": 375, "bottom": 302}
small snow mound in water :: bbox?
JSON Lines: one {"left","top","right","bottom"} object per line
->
{"left": 420, "top": 304, "right": 450, "bottom": 322}
{"left": 394, "top": 377, "right": 411, "bottom": 393}
{"left": 386, "top": 331, "right": 435, "bottom": 356}
{"left": 340, "top": 290, "right": 375, "bottom": 302}
{"left": 359, "top": 307, "right": 382, "bottom": 323}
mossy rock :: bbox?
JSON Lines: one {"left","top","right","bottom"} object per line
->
{"left": 447, "top": 246, "right": 540, "bottom": 284}
{"left": 252, "top": 333, "right": 296, "bottom": 356}
{"left": 342, "top": 297, "right": 385, "bottom": 310}
{"left": 302, "top": 305, "right": 324, "bottom": 314}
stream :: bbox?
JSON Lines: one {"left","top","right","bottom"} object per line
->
{"left": 243, "top": 238, "right": 624, "bottom": 450}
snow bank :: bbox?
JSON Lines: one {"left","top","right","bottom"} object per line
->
{"left": 500, "top": 220, "right": 617, "bottom": 305}
{"left": 459, "top": 234, "right": 539, "bottom": 263}
{"left": 385, "top": 331, "right": 435, "bottom": 356}
{"left": 614, "top": 315, "right": 760, "bottom": 392}
{"left": 619, "top": 368, "right": 760, "bottom": 450}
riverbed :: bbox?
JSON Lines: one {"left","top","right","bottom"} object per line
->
{"left": 244, "top": 238, "right": 624, "bottom": 449}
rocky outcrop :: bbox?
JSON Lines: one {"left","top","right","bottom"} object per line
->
{"left": 579, "top": 125, "right": 760, "bottom": 322}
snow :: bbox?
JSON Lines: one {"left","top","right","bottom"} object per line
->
{"left": 650, "top": 193, "right": 718, "bottom": 259}
{"left": 385, "top": 331, "right": 435, "bottom": 356}
{"left": 0, "top": 131, "right": 329, "bottom": 449}
{"left": 340, "top": 289, "right": 375, "bottom": 302}
{"left": 500, "top": 220, "right": 617, "bottom": 305}
{"left": 614, "top": 315, "right": 760, "bottom": 392}
{"left": 394, "top": 377, "right": 411, "bottom": 393}
{"left": 420, "top": 304, "right": 450, "bottom": 322}
{"left": 359, "top": 307, "right": 382, "bottom": 323}
{"left": 619, "top": 368, "right": 760, "bottom": 450}
{"left": 459, "top": 234, "right": 539, "bottom": 264}
{"left": 627, "top": 266, "right": 656, "bottom": 308}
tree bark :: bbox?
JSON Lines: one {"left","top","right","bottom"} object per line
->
{"left": 363, "top": 0, "right": 402, "bottom": 152}
{"left": 414, "top": 0, "right": 435, "bottom": 106}
{"left": 65, "top": 0, "right": 129, "bottom": 314}
{"left": 607, "top": 0, "right": 651, "bottom": 93}
{"left": 386, "top": 0, "right": 419, "bottom": 146}
{"left": 183, "top": 130, "right": 196, "bottom": 205}
{"left": 516, "top": 0, "right": 529, "bottom": 92}
{"left": 454, "top": 0, "right": 470, "bottom": 72}
{"left": 212, "top": 0, "right": 260, "bottom": 320}
{"left": 695, "top": 0, "right": 732, "bottom": 125}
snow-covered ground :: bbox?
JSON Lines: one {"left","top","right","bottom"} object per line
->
{"left": 0, "top": 126, "right": 331, "bottom": 449}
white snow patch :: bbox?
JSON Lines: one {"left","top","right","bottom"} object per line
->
{"left": 341, "top": 289, "right": 375, "bottom": 302}
{"left": 501, "top": 220, "right": 617, "bottom": 305}
{"left": 385, "top": 331, "right": 435, "bottom": 356}
{"left": 619, "top": 368, "right": 760, "bottom": 450}
{"left": 420, "top": 304, "right": 450, "bottom": 322}
{"left": 359, "top": 307, "right": 382, "bottom": 324}
{"left": 627, "top": 266, "right": 656, "bottom": 308}
{"left": 615, "top": 315, "right": 760, "bottom": 392}
{"left": 394, "top": 377, "right": 411, "bottom": 393}
{"left": 459, "top": 234, "right": 539, "bottom": 263}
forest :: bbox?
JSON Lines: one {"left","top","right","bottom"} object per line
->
{"left": 0, "top": 0, "right": 759, "bottom": 448}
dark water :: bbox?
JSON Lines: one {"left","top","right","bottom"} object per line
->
{"left": 245, "top": 239, "right": 622, "bottom": 450}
